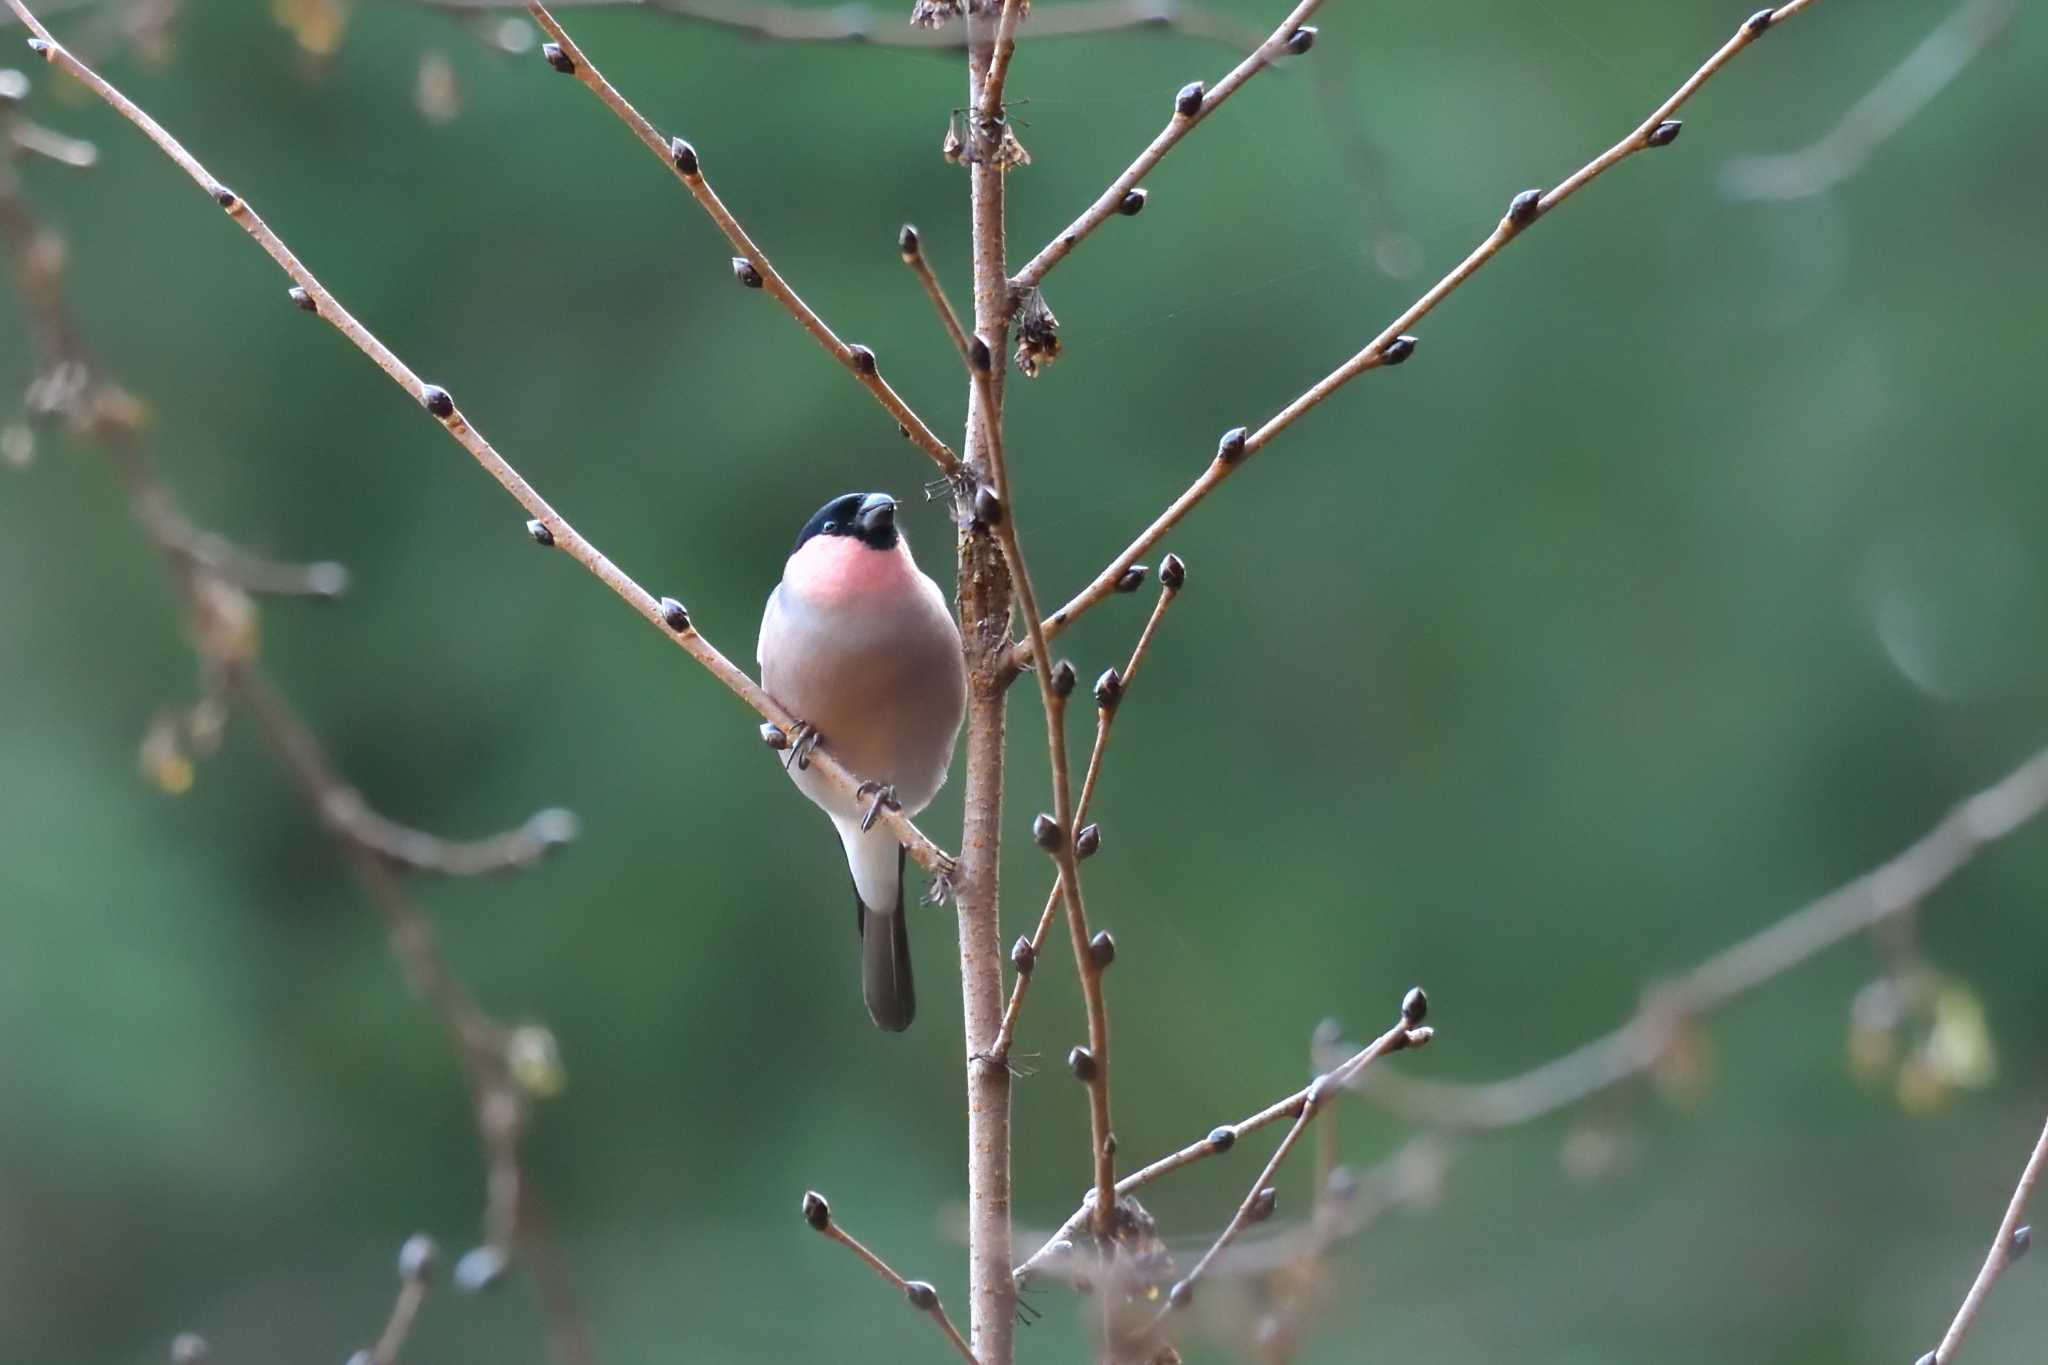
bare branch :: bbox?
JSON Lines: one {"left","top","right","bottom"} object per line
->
{"left": 898, "top": 224, "right": 973, "bottom": 366}
{"left": 1721, "top": 0, "right": 2014, "bottom": 203}
{"left": 961, "top": 328, "right": 1118, "bottom": 1232}
{"left": 361, "top": 1235, "right": 436, "bottom": 1365}
{"left": 1352, "top": 743, "right": 2048, "bottom": 1131}
{"left": 421, "top": 0, "right": 1265, "bottom": 51}
{"left": 1015, "top": 1011, "right": 1426, "bottom": 1285}
{"left": 1921, "top": 1115, "right": 2047, "bottom": 1365}
{"left": 526, "top": 3, "right": 960, "bottom": 480}
{"left": 0, "top": 152, "right": 592, "bottom": 1365}
{"left": 801, "top": 1192, "right": 981, "bottom": 1365}
{"left": 987, "top": 566, "right": 1181, "bottom": 1064}
{"left": 1019, "top": 0, "right": 1825, "bottom": 665}
{"left": 3, "top": 1, "right": 954, "bottom": 879}
{"left": 1007, "top": 0, "right": 1324, "bottom": 295}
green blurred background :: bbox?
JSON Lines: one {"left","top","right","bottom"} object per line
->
{"left": 4, "top": 0, "right": 2046, "bottom": 1360}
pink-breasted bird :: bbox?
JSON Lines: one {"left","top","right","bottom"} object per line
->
{"left": 757, "top": 492, "right": 966, "bottom": 1031}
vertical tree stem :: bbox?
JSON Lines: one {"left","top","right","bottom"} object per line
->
{"left": 958, "top": 19, "right": 1017, "bottom": 1365}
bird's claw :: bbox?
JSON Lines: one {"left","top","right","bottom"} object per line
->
{"left": 784, "top": 720, "right": 823, "bottom": 772}
{"left": 856, "top": 781, "right": 901, "bottom": 833}
{"left": 921, "top": 856, "right": 959, "bottom": 906}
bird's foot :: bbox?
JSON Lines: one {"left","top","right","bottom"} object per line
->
{"left": 784, "top": 720, "right": 823, "bottom": 772}
{"left": 920, "top": 854, "right": 959, "bottom": 906}
{"left": 856, "top": 781, "right": 901, "bottom": 834}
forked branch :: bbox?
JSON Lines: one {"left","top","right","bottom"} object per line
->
{"left": 526, "top": 2, "right": 963, "bottom": 480}
{"left": 1019, "top": 0, "right": 1823, "bottom": 666}
{"left": 3, "top": 0, "right": 954, "bottom": 879}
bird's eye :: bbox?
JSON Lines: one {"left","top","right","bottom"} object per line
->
{"left": 822, "top": 520, "right": 839, "bottom": 533}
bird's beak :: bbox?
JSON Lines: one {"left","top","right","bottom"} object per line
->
{"left": 855, "top": 493, "right": 898, "bottom": 537}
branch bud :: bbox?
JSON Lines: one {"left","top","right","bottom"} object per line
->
{"left": 2013, "top": 1225, "right": 2032, "bottom": 1260}
{"left": 1284, "top": 25, "right": 1316, "bottom": 53}
{"left": 1011, "top": 935, "right": 1036, "bottom": 974}
{"left": 973, "top": 484, "right": 1003, "bottom": 526}
{"left": 420, "top": 385, "right": 454, "bottom": 419}
{"left": 453, "top": 1245, "right": 507, "bottom": 1293}
{"left": 1173, "top": 81, "right": 1204, "bottom": 118}
{"left": 1506, "top": 188, "right": 1544, "bottom": 228}
{"left": 287, "top": 285, "right": 315, "bottom": 312}
{"left": 1744, "top": 8, "right": 1775, "bottom": 34}
{"left": 1117, "top": 187, "right": 1148, "bottom": 216}
{"left": 847, "top": 344, "right": 877, "bottom": 376}
{"left": 1093, "top": 667, "right": 1123, "bottom": 712}
{"left": 1248, "top": 1187, "right": 1278, "bottom": 1223}
{"left": 1089, "top": 930, "right": 1116, "bottom": 967}
{"left": 731, "top": 257, "right": 764, "bottom": 289}
{"left": 1049, "top": 660, "right": 1077, "bottom": 698}
{"left": 1401, "top": 985, "right": 1428, "bottom": 1025}
{"left": 1068, "top": 1045, "right": 1098, "bottom": 1081}
{"left": 541, "top": 41, "right": 574, "bottom": 73}
{"left": 1207, "top": 1124, "right": 1236, "bottom": 1151}
{"left": 904, "top": 1281, "right": 939, "bottom": 1312}
{"left": 969, "top": 334, "right": 994, "bottom": 373}
{"left": 398, "top": 1234, "right": 438, "bottom": 1284}
{"left": 898, "top": 223, "right": 921, "bottom": 259}
{"left": 1382, "top": 334, "right": 1418, "bottom": 366}
{"left": 659, "top": 596, "right": 692, "bottom": 633}
{"left": 760, "top": 722, "right": 789, "bottom": 750}
{"left": 1075, "top": 823, "right": 1101, "bottom": 860}
{"left": 1032, "top": 813, "right": 1064, "bottom": 852}
{"left": 526, "top": 518, "right": 554, "bottom": 547}
{"left": 1114, "top": 563, "right": 1150, "bottom": 593}
{"left": 1167, "top": 1278, "right": 1193, "bottom": 1309}
{"left": 802, "top": 1190, "right": 832, "bottom": 1231}
{"left": 1216, "top": 425, "right": 1248, "bottom": 464}
{"left": 669, "top": 138, "right": 700, "bottom": 175}
{"left": 1159, "top": 553, "right": 1186, "bottom": 591}
{"left": 1646, "top": 119, "right": 1683, "bottom": 148}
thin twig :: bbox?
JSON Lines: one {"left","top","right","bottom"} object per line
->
{"left": 977, "top": 0, "right": 1028, "bottom": 115}
{"left": 1720, "top": 0, "right": 2015, "bottom": 203}
{"left": 421, "top": 0, "right": 1267, "bottom": 52}
{"left": 1922, "top": 1114, "right": 2048, "bottom": 1365}
{"left": 1014, "top": 1013, "right": 1423, "bottom": 1284}
{"left": 987, "top": 574, "right": 1179, "bottom": 1063}
{"left": 1018, "top": 0, "right": 1824, "bottom": 666}
{"left": 1351, "top": 743, "right": 2048, "bottom": 1130}
{"left": 899, "top": 224, "right": 973, "bottom": 366}
{"left": 964, "top": 331, "right": 1117, "bottom": 1233}
{"left": 1007, "top": 0, "right": 1323, "bottom": 295}
{"left": 367, "top": 1236, "right": 435, "bottom": 1365}
{"left": 4, "top": 0, "right": 954, "bottom": 879}
{"left": 803, "top": 1193, "right": 981, "bottom": 1365}
{"left": 526, "top": 2, "right": 961, "bottom": 481}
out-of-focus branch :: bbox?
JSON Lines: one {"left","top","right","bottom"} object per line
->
{"left": 1920, "top": 1114, "right": 2046, "bottom": 1365}
{"left": 526, "top": 3, "right": 961, "bottom": 481}
{"left": 4, "top": 0, "right": 954, "bottom": 879}
{"left": 354, "top": 1235, "right": 437, "bottom": 1365}
{"left": 800, "top": 1192, "right": 980, "bottom": 1365}
{"left": 986, "top": 561, "right": 1181, "bottom": 1064}
{"left": 1006, "top": 0, "right": 1324, "bottom": 295}
{"left": 0, "top": 128, "right": 592, "bottom": 1365}
{"left": 1350, "top": 743, "right": 2048, "bottom": 1130}
{"left": 421, "top": 0, "right": 1264, "bottom": 51}
{"left": 1721, "top": 0, "right": 2015, "bottom": 203}
{"left": 1014, "top": 1007, "right": 1429, "bottom": 1285}
{"left": 1018, "top": 0, "right": 1824, "bottom": 666}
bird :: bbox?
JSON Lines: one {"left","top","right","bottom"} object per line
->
{"left": 758, "top": 491, "right": 966, "bottom": 1031}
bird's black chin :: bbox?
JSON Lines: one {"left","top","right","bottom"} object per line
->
{"left": 853, "top": 494, "right": 899, "bottom": 548}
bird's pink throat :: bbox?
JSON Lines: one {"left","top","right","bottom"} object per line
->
{"left": 784, "top": 535, "right": 919, "bottom": 608}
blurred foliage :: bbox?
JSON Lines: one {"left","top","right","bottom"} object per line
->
{"left": 3, "top": 1, "right": 2046, "bottom": 1362}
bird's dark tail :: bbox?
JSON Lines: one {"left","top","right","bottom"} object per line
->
{"left": 856, "top": 845, "right": 914, "bottom": 1031}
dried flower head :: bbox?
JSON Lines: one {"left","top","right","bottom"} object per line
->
{"left": 1013, "top": 287, "right": 1061, "bottom": 378}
